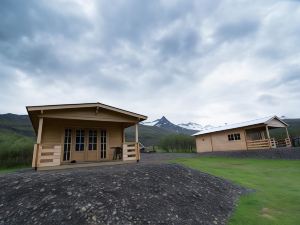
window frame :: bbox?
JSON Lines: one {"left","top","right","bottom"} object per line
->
{"left": 88, "top": 129, "right": 98, "bottom": 151}
{"left": 75, "top": 129, "right": 85, "bottom": 151}
{"left": 100, "top": 130, "right": 107, "bottom": 159}
{"left": 228, "top": 133, "right": 241, "bottom": 141}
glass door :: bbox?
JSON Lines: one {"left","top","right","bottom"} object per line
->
{"left": 63, "top": 129, "right": 72, "bottom": 161}
{"left": 100, "top": 130, "right": 107, "bottom": 159}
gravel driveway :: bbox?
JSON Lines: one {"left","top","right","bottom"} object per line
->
{"left": 0, "top": 153, "right": 247, "bottom": 225}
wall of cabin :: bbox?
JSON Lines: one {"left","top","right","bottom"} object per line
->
{"left": 195, "top": 134, "right": 213, "bottom": 153}
{"left": 195, "top": 128, "right": 248, "bottom": 152}
{"left": 41, "top": 118, "right": 125, "bottom": 162}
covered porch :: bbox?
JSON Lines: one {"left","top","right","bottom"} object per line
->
{"left": 31, "top": 121, "right": 141, "bottom": 169}
{"left": 245, "top": 124, "right": 291, "bottom": 150}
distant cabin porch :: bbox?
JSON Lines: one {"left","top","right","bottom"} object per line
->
{"left": 245, "top": 125, "right": 291, "bottom": 150}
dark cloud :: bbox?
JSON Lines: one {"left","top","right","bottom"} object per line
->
{"left": 156, "top": 27, "right": 199, "bottom": 59}
{"left": 0, "top": 0, "right": 90, "bottom": 41}
{"left": 95, "top": 0, "right": 196, "bottom": 47}
{"left": 215, "top": 19, "right": 260, "bottom": 41}
{"left": 0, "top": 0, "right": 93, "bottom": 77}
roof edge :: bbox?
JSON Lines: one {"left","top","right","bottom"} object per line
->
{"left": 192, "top": 115, "right": 288, "bottom": 136}
{"left": 26, "top": 102, "right": 147, "bottom": 121}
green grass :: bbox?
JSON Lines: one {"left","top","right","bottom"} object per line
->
{"left": 174, "top": 157, "right": 300, "bottom": 225}
{"left": 0, "top": 131, "right": 34, "bottom": 168}
{"left": 0, "top": 165, "right": 31, "bottom": 173}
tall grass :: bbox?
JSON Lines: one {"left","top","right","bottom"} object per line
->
{"left": 0, "top": 132, "right": 34, "bottom": 168}
{"left": 158, "top": 134, "right": 196, "bottom": 153}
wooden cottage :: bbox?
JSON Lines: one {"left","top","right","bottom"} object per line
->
{"left": 27, "top": 103, "right": 147, "bottom": 170}
{"left": 193, "top": 116, "right": 292, "bottom": 153}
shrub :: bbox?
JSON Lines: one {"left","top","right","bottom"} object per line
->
{"left": 0, "top": 132, "right": 34, "bottom": 168}
{"left": 158, "top": 134, "right": 196, "bottom": 153}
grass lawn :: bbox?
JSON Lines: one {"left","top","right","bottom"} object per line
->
{"left": 0, "top": 165, "right": 30, "bottom": 174}
{"left": 174, "top": 156, "right": 300, "bottom": 225}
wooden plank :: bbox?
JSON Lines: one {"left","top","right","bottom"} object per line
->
{"left": 32, "top": 144, "right": 37, "bottom": 168}
{"left": 37, "top": 118, "right": 44, "bottom": 144}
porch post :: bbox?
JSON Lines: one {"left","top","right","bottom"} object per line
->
{"left": 265, "top": 125, "right": 271, "bottom": 148}
{"left": 135, "top": 123, "right": 140, "bottom": 162}
{"left": 265, "top": 125, "right": 270, "bottom": 139}
{"left": 35, "top": 117, "right": 44, "bottom": 170}
{"left": 135, "top": 123, "right": 139, "bottom": 143}
{"left": 122, "top": 128, "right": 126, "bottom": 143}
{"left": 285, "top": 127, "right": 290, "bottom": 139}
{"left": 285, "top": 127, "right": 291, "bottom": 147}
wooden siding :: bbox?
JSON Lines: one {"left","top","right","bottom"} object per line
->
{"left": 42, "top": 107, "right": 138, "bottom": 123}
{"left": 196, "top": 134, "right": 213, "bottom": 153}
{"left": 267, "top": 118, "right": 286, "bottom": 128}
{"left": 211, "top": 129, "right": 247, "bottom": 151}
{"left": 41, "top": 118, "right": 124, "bottom": 162}
{"left": 196, "top": 128, "right": 247, "bottom": 152}
{"left": 123, "top": 142, "right": 139, "bottom": 161}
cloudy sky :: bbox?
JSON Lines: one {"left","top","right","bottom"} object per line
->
{"left": 0, "top": 0, "right": 300, "bottom": 126}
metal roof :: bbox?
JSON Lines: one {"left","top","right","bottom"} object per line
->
{"left": 192, "top": 115, "right": 288, "bottom": 136}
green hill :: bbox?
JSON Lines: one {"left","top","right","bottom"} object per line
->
{"left": 125, "top": 124, "right": 177, "bottom": 146}
{"left": 0, "top": 113, "right": 35, "bottom": 137}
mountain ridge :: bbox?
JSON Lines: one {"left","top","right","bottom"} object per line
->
{"left": 141, "top": 116, "right": 213, "bottom": 133}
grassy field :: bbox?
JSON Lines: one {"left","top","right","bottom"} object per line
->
{"left": 174, "top": 157, "right": 300, "bottom": 225}
{"left": 0, "top": 131, "right": 34, "bottom": 168}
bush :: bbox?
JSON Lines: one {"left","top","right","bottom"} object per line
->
{"left": 158, "top": 134, "right": 196, "bottom": 153}
{"left": 0, "top": 132, "right": 34, "bottom": 168}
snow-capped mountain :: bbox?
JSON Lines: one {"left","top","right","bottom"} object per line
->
{"left": 142, "top": 119, "right": 161, "bottom": 126}
{"left": 177, "top": 122, "right": 204, "bottom": 131}
{"left": 141, "top": 116, "right": 213, "bottom": 134}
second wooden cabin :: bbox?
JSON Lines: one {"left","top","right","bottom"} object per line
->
{"left": 193, "top": 116, "right": 291, "bottom": 152}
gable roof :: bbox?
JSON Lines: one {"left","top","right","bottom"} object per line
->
{"left": 192, "top": 115, "right": 288, "bottom": 136}
{"left": 26, "top": 102, "right": 147, "bottom": 121}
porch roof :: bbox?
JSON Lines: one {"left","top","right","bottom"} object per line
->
{"left": 192, "top": 115, "right": 288, "bottom": 136}
{"left": 26, "top": 102, "right": 147, "bottom": 134}
{"left": 27, "top": 102, "right": 147, "bottom": 120}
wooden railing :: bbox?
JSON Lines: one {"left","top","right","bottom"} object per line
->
{"left": 32, "top": 144, "right": 61, "bottom": 168}
{"left": 285, "top": 138, "right": 292, "bottom": 147}
{"left": 246, "top": 139, "right": 270, "bottom": 149}
{"left": 246, "top": 137, "right": 292, "bottom": 150}
{"left": 276, "top": 138, "right": 292, "bottom": 148}
{"left": 270, "top": 138, "right": 277, "bottom": 148}
{"left": 122, "top": 142, "right": 139, "bottom": 161}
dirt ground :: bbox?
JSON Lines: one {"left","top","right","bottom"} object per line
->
{"left": 0, "top": 153, "right": 248, "bottom": 225}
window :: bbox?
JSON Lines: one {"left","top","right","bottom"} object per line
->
{"left": 234, "top": 133, "right": 241, "bottom": 140}
{"left": 228, "top": 133, "right": 241, "bottom": 141}
{"left": 88, "top": 130, "right": 97, "bottom": 150}
{"left": 63, "top": 129, "right": 72, "bottom": 161}
{"left": 75, "top": 129, "right": 85, "bottom": 151}
{"left": 100, "top": 130, "right": 107, "bottom": 159}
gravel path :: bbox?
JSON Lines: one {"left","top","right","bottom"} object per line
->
{"left": 0, "top": 154, "right": 248, "bottom": 225}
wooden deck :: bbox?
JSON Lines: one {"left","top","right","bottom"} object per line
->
{"left": 37, "top": 160, "right": 137, "bottom": 171}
